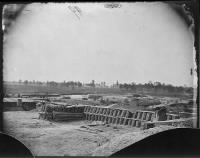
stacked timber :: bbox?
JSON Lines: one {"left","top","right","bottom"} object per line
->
{"left": 166, "top": 113, "right": 180, "bottom": 120}
{"left": 39, "top": 103, "right": 86, "bottom": 121}
{"left": 52, "top": 112, "right": 84, "bottom": 121}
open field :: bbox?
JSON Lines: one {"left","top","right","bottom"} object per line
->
{"left": 4, "top": 84, "right": 122, "bottom": 95}
{"left": 4, "top": 84, "right": 193, "bottom": 99}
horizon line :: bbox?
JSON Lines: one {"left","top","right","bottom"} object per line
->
{"left": 3, "top": 80, "right": 193, "bottom": 88}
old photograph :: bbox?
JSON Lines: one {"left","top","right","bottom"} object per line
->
{"left": 2, "top": 2, "right": 198, "bottom": 156}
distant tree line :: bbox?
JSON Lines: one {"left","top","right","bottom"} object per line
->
{"left": 14, "top": 80, "right": 193, "bottom": 94}
{"left": 60, "top": 81, "right": 82, "bottom": 88}
{"left": 23, "top": 80, "right": 43, "bottom": 85}
{"left": 119, "top": 81, "right": 193, "bottom": 94}
{"left": 21, "top": 80, "right": 83, "bottom": 88}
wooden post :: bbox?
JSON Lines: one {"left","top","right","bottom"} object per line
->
{"left": 103, "top": 108, "right": 108, "bottom": 123}
{"left": 147, "top": 113, "right": 152, "bottom": 121}
{"left": 119, "top": 110, "right": 125, "bottom": 124}
{"left": 135, "top": 111, "right": 139, "bottom": 119}
{"left": 17, "top": 98, "right": 22, "bottom": 107}
{"left": 139, "top": 112, "right": 143, "bottom": 120}
{"left": 128, "top": 119, "right": 132, "bottom": 126}
{"left": 136, "top": 120, "right": 141, "bottom": 127}
{"left": 131, "top": 119, "right": 136, "bottom": 127}
{"left": 145, "top": 113, "right": 150, "bottom": 121}
{"left": 95, "top": 107, "right": 100, "bottom": 121}
{"left": 100, "top": 108, "right": 105, "bottom": 121}
{"left": 142, "top": 112, "right": 147, "bottom": 121}
{"left": 136, "top": 111, "right": 141, "bottom": 119}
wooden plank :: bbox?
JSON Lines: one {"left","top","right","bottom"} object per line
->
{"left": 132, "top": 119, "right": 136, "bottom": 127}
{"left": 147, "top": 113, "right": 152, "bottom": 121}
{"left": 101, "top": 108, "right": 106, "bottom": 115}
{"left": 98, "top": 108, "right": 103, "bottom": 120}
{"left": 124, "top": 111, "right": 129, "bottom": 118}
{"left": 128, "top": 119, "right": 132, "bottom": 126}
{"left": 110, "top": 109, "right": 114, "bottom": 116}
{"left": 116, "top": 110, "right": 121, "bottom": 117}
{"left": 113, "top": 109, "right": 117, "bottom": 117}
{"left": 113, "top": 117, "right": 117, "bottom": 124}
{"left": 136, "top": 110, "right": 155, "bottom": 113}
{"left": 142, "top": 112, "right": 147, "bottom": 121}
{"left": 101, "top": 115, "right": 105, "bottom": 122}
{"left": 136, "top": 111, "right": 141, "bottom": 119}
{"left": 134, "top": 111, "right": 138, "bottom": 119}
{"left": 139, "top": 112, "right": 143, "bottom": 119}
{"left": 116, "top": 117, "right": 121, "bottom": 125}
{"left": 53, "top": 111, "right": 83, "bottom": 115}
{"left": 145, "top": 117, "right": 195, "bottom": 124}
{"left": 123, "top": 118, "right": 128, "bottom": 125}
{"left": 145, "top": 113, "right": 149, "bottom": 121}
{"left": 136, "top": 120, "right": 141, "bottom": 127}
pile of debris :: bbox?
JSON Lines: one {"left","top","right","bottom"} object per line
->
{"left": 39, "top": 103, "right": 87, "bottom": 121}
{"left": 135, "top": 98, "right": 161, "bottom": 107}
{"left": 3, "top": 98, "right": 37, "bottom": 111}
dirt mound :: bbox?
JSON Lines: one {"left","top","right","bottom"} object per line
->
{"left": 135, "top": 98, "right": 161, "bottom": 107}
{"left": 92, "top": 126, "right": 176, "bottom": 156}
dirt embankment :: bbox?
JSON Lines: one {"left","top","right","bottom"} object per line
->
{"left": 92, "top": 126, "right": 176, "bottom": 156}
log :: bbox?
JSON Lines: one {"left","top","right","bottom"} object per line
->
{"left": 52, "top": 111, "right": 84, "bottom": 120}
{"left": 76, "top": 129, "right": 98, "bottom": 134}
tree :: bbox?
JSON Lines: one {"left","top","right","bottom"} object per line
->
{"left": 77, "top": 81, "right": 82, "bottom": 87}
{"left": 130, "top": 82, "right": 136, "bottom": 90}
{"left": 24, "top": 80, "right": 28, "bottom": 85}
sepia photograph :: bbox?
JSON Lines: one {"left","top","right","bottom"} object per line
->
{"left": 2, "top": 2, "right": 198, "bottom": 156}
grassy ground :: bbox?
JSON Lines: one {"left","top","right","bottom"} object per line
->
{"left": 4, "top": 84, "right": 122, "bottom": 95}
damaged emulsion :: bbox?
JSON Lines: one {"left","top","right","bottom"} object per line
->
{"left": 2, "top": 2, "right": 198, "bottom": 157}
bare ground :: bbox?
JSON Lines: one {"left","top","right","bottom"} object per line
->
{"left": 3, "top": 111, "right": 177, "bottom": 156}
{"left": 3, "top": 111, "right": 141, "bottom": 156}
{"left": 92, "top": 125, "right": 176, "bottom": 156}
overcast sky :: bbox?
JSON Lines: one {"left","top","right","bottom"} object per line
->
{"left": 3, "top": 2, "right": 195, "bottom": 86}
